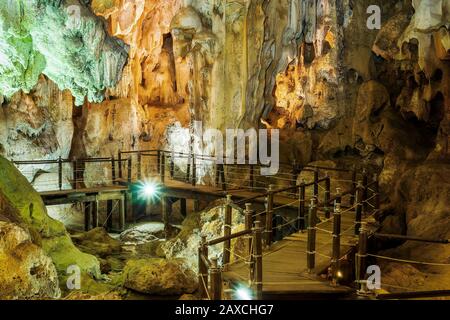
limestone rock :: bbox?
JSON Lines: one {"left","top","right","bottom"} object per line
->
{"left": 119, "top": 222, "right": 166, "bottom": 245}
{"left": 0, "top": 156, "right": 101, "bottom": 278}
{"left": 159, "top": 202, "right": 246, "bottom": 271}
{"left": 71, "top": 228, "right": 122, "bottom": 259}
{"left": 123, "top": 258, "right": 197, "bottom": 295}
{"left": 0, "top": 221, "right": 60, "bottom": 300}
{"left": 0, "top": 0, "right": 128, "bottom": 105}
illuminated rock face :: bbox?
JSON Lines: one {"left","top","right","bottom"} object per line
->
{"left": 0, "top": 0, "right": 128, "bottom": 106}
{"left": 0, "top": 221, "right": 61, "bottom": 300}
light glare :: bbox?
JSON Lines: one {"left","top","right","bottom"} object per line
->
{"left": 236, "top": 287, "right": 252, "bottom": 300}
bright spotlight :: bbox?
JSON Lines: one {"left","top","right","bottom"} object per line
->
{"left": 143, "top": 183, "right": 157, "bottom": 197}
{"left": 137, "top": 180, "right": 161, "bottom": 201}
{"left": 337, "top": 271, "right": 343, "bottom": 278}
{"left": 235, "top": 287, "right": 252, "bottom": 300}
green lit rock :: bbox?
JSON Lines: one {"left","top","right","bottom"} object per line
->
{"left": 0, "top": 0, "right": 128, "bottom": 105}
{"left": 0, "top": 156, "right": 101, "bottom": 278}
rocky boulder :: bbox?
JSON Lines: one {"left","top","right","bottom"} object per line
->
{"left": 123, "top": 258, "right": 197, "bottom": 295}
{"left": 0, "top": 156, "right": 101, "bottom": 279}
{"left": 158, "top": 201, "right": 246, "bottom": 271}
{"left": 0, "top": 221, "right": 60, "bottom": 299}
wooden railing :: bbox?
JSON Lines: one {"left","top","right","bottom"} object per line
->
{"left": 196, "top": 170, "right": 381, "bottom": 300}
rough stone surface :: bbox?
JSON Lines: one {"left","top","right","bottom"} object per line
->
{"left": 123, "top": 258, "right": 197, "bottom": 295}
{"left": 0, "top": 221, "right": 60, "bottom": 300}
{"left": 0, "top": 0, "right": 128, "bottom": 105}
{"left": 159, "top": 201, "right": 246, "bottom": 271}
{"left": 0, "top": 156, "right": 100, "bottom": 278}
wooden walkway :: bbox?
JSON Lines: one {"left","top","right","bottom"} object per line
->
{"left": 223, "top": 206, "right": 363, "bottom": 298}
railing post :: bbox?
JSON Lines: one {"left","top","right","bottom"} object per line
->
{"left": 362, "top": 169, "right": 368, "bottom": 214}
{"left": 264, "top": 184, "right": 275, "bottom": 248}
{"left": 84, "top": 202, "right": 91, "bottom": 231}
{"left": 350, "top": 165, "right": 357, "bottom": 206}
{"left": 331, "top": 198, "right": 342, "bottom": 286}
{"left": 198, "top": 236, "right": 209, "bottom": 299}
{"left": 106, "top": 200, "right": 113, "bottom": 231}
{"left": 186, "top": 153, "right": 192, "bottom": 183}
{"left": 170, "top": 152, "right": 175, "bottom": 179}
{"left": 355, "top": 181, "right": 364, "bottom": 235}
{"left": 157, "top": 150, "right": 161, "bottom": 174}
{"left": 111, "top": 156, "right": 116, "bottom": 184}
{"left": 127, "top": 157, "right": 132, "bottom": 183}
{"left": 356, "top": 222, "right": 368, "bottom": 294}
{"left": 373, "top": 174, "right": 380, "bottom": 211}
{"left": 252, "top": 221, "right": 263, "bottom": 300}
{"left": 58, "top": 156, "right": 63, "bottom": 191}
{"left": 162, "top": 196, "right": 169, "bottom": 239}
{"left": 192, "top": 154, "right": 197, "bottom": 186}
{"left": 210, "top": 258, "right": 222, "bottom": 300}
{"left": 307, "top": 197, "right": 317, "bottom": 273}
{"left": 119, "top": 193, "right": 126, "bottom": 232}
{"left": 249, "top": 164, "right": 255, "bottom": 190}
{"left": 324, "top": 174, "right": 331, "bottom": 219}
{"left": 73, "top": 159, "right": 78, "bottom": 190}
{"left": 245, "top": 203, "right": 254, "bottom": 283}
{"left": 223, "top": 195, "right": 232, "bottom": 268}
{"left": 137, "top": 152, "right": 142, "bottom": 180}
{"left": 118, "top": 151, "right": 123, "bottom": 180}
{"left": 314, "top": 168, "right": 319, "bottom": 199}
{"left": 160, "top": 152, "right": 166, "bottom": 184}
{"left": 92, "top": 198, "right": 99, "bottom": 228}
{"left": 298, "top": 180, "right": 306, "bottom": 231}
{"left": 220, "top": 164, "right": 226, "bottom": 191}
{"left": 291, "top": 159, "right": 297, "bottom": 188}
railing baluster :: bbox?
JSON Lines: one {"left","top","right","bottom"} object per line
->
{"left": 223, "top": 195, "right": 232, "bottom": 268}
{"left": 324, "top": 174, "right": 331, "bottom": 219}
{"left": 160, "top": 152, "right": 166, "bottom": 184}
{"left": 127, "top": 157, "right": 132, "bottom": 183}
{"left": 356, "top": 222, "right": 368, "bottom": 294}
{"left": 350, "top": 165, "right": 357, "bottom": 206}
{"left": 210, "top": 258, "right": 222, "bottom": 300}
{"left": 137, "top": 152, "right": 142, "bottom": 180}
{"left": 264, "top": 184, "right": 275, "bottom": 247}
{"left": 111, "top": 156, "right": 116, "bottom": 184}
{"left": 170, "top": 153, "right": 175, "bottom": 179}
{"left": 198, "top": 236, "right": 209, "bottom": 299}
{"left": 291, "top": 159, "right": 297, "bottom": 188}
{"left": 192, "top": 154, "right": 197, "bottom": 186}
{"left": 245, "top": 203, "right": 254, "bottom": 282}
{"left": 373, "top": 174, "right": 380, "bottom": 211}
{"left": 331, "top": 197, "right": 342, "bottom": 286}
{"left": 307, "top": 197, "right": 317, "bottom": 273}
{"left": 355, "top": 181, "right": 364, "bottom": 235}
{"left": 58, "top": 156, "right": 63, "bottom": 191}
{"left": 73, "top": 159, "right": 78, "bottom": 190}
{"left": 253, "top": 221, "right": 263, "bottom": 300}
{"left": 298, "top": 180, "right": 306, "bottom": 231}
{"left": 314, "top": 168, "right": 319, "bottom": 199}
{"left": 118, "top": 151, "right": 123, "bottom": 180}
{"left": 362, "top": 169, "right": 368, "bottom": 214}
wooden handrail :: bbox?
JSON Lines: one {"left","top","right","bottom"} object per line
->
{"left": 206, "top": 229, "right": 252, "bottom": 247}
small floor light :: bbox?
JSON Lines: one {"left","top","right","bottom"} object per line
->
{"left": 235, "top": 287, "right": 252, "bottom": 300}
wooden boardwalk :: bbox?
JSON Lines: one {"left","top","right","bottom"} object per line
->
{"left": 223, "top": 207, "right": 360, "bottom": 298}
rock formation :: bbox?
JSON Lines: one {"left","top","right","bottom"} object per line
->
{"left": 0, "top": 156, "right": 101, "bottom": 280}
{"left": 0, "top": 0, "right": 128, "bottom": 106}
{"left": 0, "top": 0, "right": 449, "bottom": 298}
